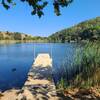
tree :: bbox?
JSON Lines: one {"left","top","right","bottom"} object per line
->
{"left": 13, "top": 32, "right": 22, "bottom": 40}
{"left": 0, "top": 33, "right": 4, "bottom": 40}
{"left": 79, "top": 28, "right": 94, "bottom": 40}
{"left": 48, "top": 17, "right": 100, "bottom": 42}
{"left": 1, "top": 0, "right": 73, "bottom": 18}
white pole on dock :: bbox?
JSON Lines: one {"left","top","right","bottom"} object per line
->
{"left": 50, "top": 43, "right": 52, "bottom": 59}
{"left": 34, "top": 43, "right": 35, "bottom": 60}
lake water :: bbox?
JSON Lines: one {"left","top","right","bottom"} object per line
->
{"left": 0, "top": 43, "right": 77, "bottom": 91}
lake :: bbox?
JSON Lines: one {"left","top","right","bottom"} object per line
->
{"left": 0, "top": 43, "right": 77, "bottom": 91}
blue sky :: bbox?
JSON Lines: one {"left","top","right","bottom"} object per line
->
{"left": 0, "top": 0, "right": 100, "bottom": 36}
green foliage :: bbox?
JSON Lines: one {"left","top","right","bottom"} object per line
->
{"left": 0, "top": 0, "right": 73, "bottom": 18}
{"left": 0, "top": 33, "right": 4, "bottom": 40}
{"left": 56, "top": 42, "right": 100, "bottom": 89}
{"left": 57, "top": 78, "right": 68, "bottom": 89}
{"left": 49, "top": 17, "right": 100, "bottom": 42}
{"left": 73, "top": 42, "right": 100, "bottom": 88}
{"left": 13, "top": 32, "right": 22, "bottom": 40}
{"left": 0, "top": 31, "right": 48, "bottom": 42}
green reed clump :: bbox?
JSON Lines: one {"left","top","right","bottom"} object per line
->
{"left": 74, "top": 41, "right": 100, "bottom": 88}
{"left": 57, "top": 41, "right": 100, "bottom": 89}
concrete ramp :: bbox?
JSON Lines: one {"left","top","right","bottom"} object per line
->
{"left": 23, "top": 53, "right": 61, "bottom": 100}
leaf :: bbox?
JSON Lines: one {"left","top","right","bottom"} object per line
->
{"left": 37, "top": 11, "right": 44, "bottom": 18}
{"left": 31, "top": 10, "right": 36, "bottom": 15}
{"left": 7, "top": 0, "right": 12, "bottom": 3}
{"left": 3, "top": 3, "right": 10, "bottom": 10}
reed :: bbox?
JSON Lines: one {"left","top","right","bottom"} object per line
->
{"left": 57, "top": 41, "right": 100, "bottom": 89}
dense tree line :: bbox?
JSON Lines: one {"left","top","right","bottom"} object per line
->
{"left": 0, "top": 32, "right": 29, "bottom": 40}
{"left": 48, "top": 17, "right": 100, "bottom": 43}
{"left": 0, "top": 31, "right": 48, "bottom": 42}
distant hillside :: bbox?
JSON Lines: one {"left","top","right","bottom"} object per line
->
{"left": 0, "top": 31, "right": 33, "bottom": 40}
{"left": 1, "top": 17, "right": 100, "bottom": 43}
{"left": 0, "top": 31, "right": 48, "bottom": 42}
{"left": 49, "top": 17, "right": 100, "bottom": 42}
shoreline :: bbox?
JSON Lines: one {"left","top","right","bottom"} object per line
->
{"left": 0, "top": 40, "right": 49, "bottom": 44}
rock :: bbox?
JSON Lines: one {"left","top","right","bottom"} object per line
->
{"left": 0, "top": 92, "right": 3, "bottom": 98}
{"left": 17, "top": 93, "right": 24, "bottom": 100}
{"left": 0, "top": 89, "right": 19, "bottom": 100}
{"left": 12, "top": 68, "right": 16, "bottom": 72}
{"left": 36, "top": 94, "right": 48, "bottom": 100}
{"left": 22, "top": 89, "right": 36, "bottom": 100}
{"left": 82, "top": 95, "right": 92, "bottom": 99}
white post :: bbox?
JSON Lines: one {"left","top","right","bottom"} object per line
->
{"left": 50, "top": 43, "right": 52, "bottom": 58}
{"left": 34, "top": 43, "right": 35, "bottom": 60}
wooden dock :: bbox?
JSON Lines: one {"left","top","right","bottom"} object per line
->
{"left": 23, "top": 53, "right": 61, "bottom": 100}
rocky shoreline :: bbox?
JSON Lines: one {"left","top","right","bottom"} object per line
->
{"left": 0, "top": 87, "right": 100, "bottom": 100}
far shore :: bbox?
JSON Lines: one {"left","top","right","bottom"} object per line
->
{"left": 0, "top": 40, "right": 49, "bottom": 44}
{"left": 0, "top": 40, "right": 91, "bottom": 45}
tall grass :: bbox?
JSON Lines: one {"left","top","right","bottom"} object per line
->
{"left": 74, "top": 41, "right": 100, "bottom": 88}
{"left": 57, "top": 41, "right": 100, "bottom": 89}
